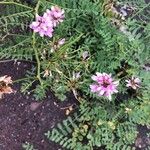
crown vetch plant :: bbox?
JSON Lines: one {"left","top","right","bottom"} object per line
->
{"left": 1, "top": 0, "right": 150, "bottom": 149}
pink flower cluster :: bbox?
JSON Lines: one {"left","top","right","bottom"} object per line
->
{"left": 90, "top": 73, "right": 119, "bottom": 100}
{"left": 30, "top": 6, "right": 65, "bottom": 37}
{"left": 90, "top": 73, "right": 141, "bottom": 100}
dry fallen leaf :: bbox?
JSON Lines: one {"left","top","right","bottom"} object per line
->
{"left": 65, "top": 105, "right": 73, "bottom": 115}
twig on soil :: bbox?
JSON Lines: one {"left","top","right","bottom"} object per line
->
{"left": 0, "top": 59, "right": 36, "bottom": 64}
{"left": 60, "top": 104, "right": 75, "bottom": 110}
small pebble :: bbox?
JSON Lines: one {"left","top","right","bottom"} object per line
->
{"left": 30, "top": 102, "right": 41, "bottom": 111}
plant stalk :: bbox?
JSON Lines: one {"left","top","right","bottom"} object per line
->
{"left": 32, "top": 0, "right": 43, "bottom": 85}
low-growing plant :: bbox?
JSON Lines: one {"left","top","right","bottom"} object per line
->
{"left": 1, "top": 0, "right": 150, "bottom": 149}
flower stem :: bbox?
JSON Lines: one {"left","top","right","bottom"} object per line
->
{"left": 13, "top": 77, "right": 36, "bottom": 83}
{"left": 0, "top": 1, "right": 33, "bottom": 10}
{"left": 32, "top": 0, "right": 43, "bottom": 85}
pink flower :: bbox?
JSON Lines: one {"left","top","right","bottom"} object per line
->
{"left": 90, "top": 84, "right": 99, "bottom": 93}
{"left": 126, "top": 76, "right": 141, "bottom": 90}
{"left": 30, "top": 14, "right": 54, "bottom": 37}
{"left": 30, "top": 6, "right": 65, "bottom": 37}
{"left": 90, "top": 72, "right": 119, "bottom": 100}
{"left": 45, "top": 6, "right": 65, "bottom": 27}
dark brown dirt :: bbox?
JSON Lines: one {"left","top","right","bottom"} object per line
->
{"left": 135, "top": 126, "right": 150, "bottom": 150}
{"left": 0, "top": 60, "right": 76, "bottom": 150}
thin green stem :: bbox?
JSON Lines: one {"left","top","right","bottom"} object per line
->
{"left": 13, "top": 77, "right": 37, "bottom": 83}
{"left": 32, "top": 33, "right": 43, "bottom": 84}
{"left": 0, "top": 1, "right": 33, "bottom": 10}
{"left": 32, "top": 0, "right": 43, "bottom": 85}
{"left": 21, "top": 80, "right": 36, "bottom": 93}
{"left": 0, "top": 10, "right": 33, "bottom": 20}
{"left": 131, "top": 3, "right": 150, "bottom": 19}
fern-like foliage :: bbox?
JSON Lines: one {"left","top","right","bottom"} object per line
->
{"left": 46, "top": 100, "right": 148, "bottom": 150}
{"left": 46, "top": 113, "right": 80, "bottom": 149}
{"left": 0, "top": 1, "right": 34, "bottom": 60}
